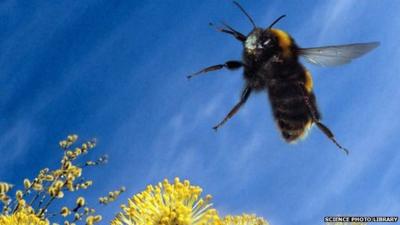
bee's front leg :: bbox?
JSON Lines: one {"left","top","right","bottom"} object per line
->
{"left": 187, "top": 61, "right": 243, "bottom": 79}
{"left": 213, "top": 86, "right": 252, "bottom": 130}
{"left": 209, "top": 22, "right": 246, "bottom": 42}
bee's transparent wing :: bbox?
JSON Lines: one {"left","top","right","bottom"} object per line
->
{"left": 298, "top": 42, "right": 379, "bottom": 67}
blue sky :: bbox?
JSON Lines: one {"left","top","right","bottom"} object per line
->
{"left": 0, "top": 0, "right": 399, "bottom": 224}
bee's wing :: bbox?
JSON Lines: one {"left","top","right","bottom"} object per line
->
{"left": 298, "top": 42, "right": 379, "bottom": 67}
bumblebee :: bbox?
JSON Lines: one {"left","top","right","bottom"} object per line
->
{"left": 188, "top": 2, "right": 379, "bottom": 154}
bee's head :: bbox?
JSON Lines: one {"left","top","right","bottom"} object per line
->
{"left": 233, "top": 1, "right": 286, "bottom": 56}
{"left": 245, "top": 28, "right": 277, "bottom": 55}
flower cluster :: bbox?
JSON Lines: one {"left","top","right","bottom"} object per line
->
{"left": 112, "top": 178, "right": 368, "bottom": 225}
{"left": 0, "top": 135, "right": 121, "bottom": 225}
{"left": 0, "top": 207, "right": 48, "bottom": 225}
{"left": 111, "top": 177, "right": 269, "bottom": 225}
{"left": 99, "top": 187, "right": 126, "bottom": 205}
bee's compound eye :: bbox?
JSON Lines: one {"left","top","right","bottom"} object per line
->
{"left": 263, "top": 39, "right": 271, "bottom": 46}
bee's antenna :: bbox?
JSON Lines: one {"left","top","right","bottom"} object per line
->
{"left": 233, "top": 1, "right": 256, "bottom": 29}
{"left": 268, "top": 15, "right": 286, "bottom": 29}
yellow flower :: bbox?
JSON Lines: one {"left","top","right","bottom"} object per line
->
{"left": 86, "top": 215, "right": 102, "bottom": 225}
{"left": 112, "top": 178, "right": 220, "bottom": 225}
{"left": 0, "top": 210, "right": 48, "bottom": 225}
{"left": 16, "top": 190, "right": 23, "bottom": 200}
{"left": 60, "top": 207, "right": 70, "bottom": 217}
{"left": 222, "top": 214, "right": 268, "bottom": 225}
{"left": 23, "top": 179, "right": 31, "bottom": 189}
{"left": 0, "top": 183, "right": 13, "bottom": 194}
{"left": 76, "top": 196, "right": 86, "bottom": 207}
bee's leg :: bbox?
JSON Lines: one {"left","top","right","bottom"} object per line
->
{"left": 209, "top": 22, "right": 246, "bottom": 42}
{"left": 298, "top": 84, "right": 349, "bottom": 155}
{"left": 213, "top": 86, "right": 252, "bottom": 131}
{"left": 187, "top": 61, "right": 243, "bottom": 79}
{"left": 314, "top": 122, "right": 349, "bottom": 155}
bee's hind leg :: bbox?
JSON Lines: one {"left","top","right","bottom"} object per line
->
{"left": 314, "top": 121, "right": 349, "bottom": 155}
{"left": 213, "top": 86, "right": 252, "bottom": 131}
{"left": 187, "top": 61, "right": 243, "bottom": 79}
{"left": 297, "top": 84, "right": 349, "bottom": 155}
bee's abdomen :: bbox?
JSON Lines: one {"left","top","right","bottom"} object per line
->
{"left": 268, "top": 79, "right": 320, "bottom": 142}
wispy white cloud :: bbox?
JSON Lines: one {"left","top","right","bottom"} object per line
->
{"left": 313, "top": 0, "right": 358, "bottom": 43}
{"left": 0, "top": 120, "right": 37, "bottom": 177}
{"left": 144, "top": 92, "right": 227, "bottom": 178}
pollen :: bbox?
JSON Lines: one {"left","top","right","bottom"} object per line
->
{"left": 111, "top": 177, "right": 220, "bottom": 225}
{"left": 0, "top": 209, "right": 48, "bottom": 225}
{"left": 270, "top": 29, "right": 292, "bottom": 57}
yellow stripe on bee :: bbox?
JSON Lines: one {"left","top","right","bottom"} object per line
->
{"left": 304, "top": 70, "right": 313, "bottom": 93}
{"left": 270, "top": 29, "right": 292, "bottom": 57}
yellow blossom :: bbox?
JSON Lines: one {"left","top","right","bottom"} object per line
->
{"left": 32, "top": 182, "right": 44, "bottom": 192}
{"left": 60, "top": 207, "right": 70, "bottom": 217}
{"left": 0, "top": 194, "right": 11, "bottom": 205}
{"left": 74, "top": 148, "right": 82, "bottom": 156}
{"left": 16, "top": 190, "right": 23, "bottom": 200}
{"left": 112, "top": 178, "right": 220, "bottom": 225}
{"left": 76, "top": 197, "right": 86, "bottom": 207}
{"left": 67, "top": 135, "right": 78, "bottom": 143}
{"left": 86, "top": 215, "right": 102, "bottom": 225}
{"left": 0, "top": 183, "right": 13, "bottom": 194}
{"left": 0, "top": 135, "right": 110, "bottom": 224}
{"left": 74, "top": 213, "right": 81, "bottom": 221}
{"left": 23, "top": 179, "right": 31, "bottom": 189}
{"left": 0, "top": 210, "right": 48, "bottom": 225}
